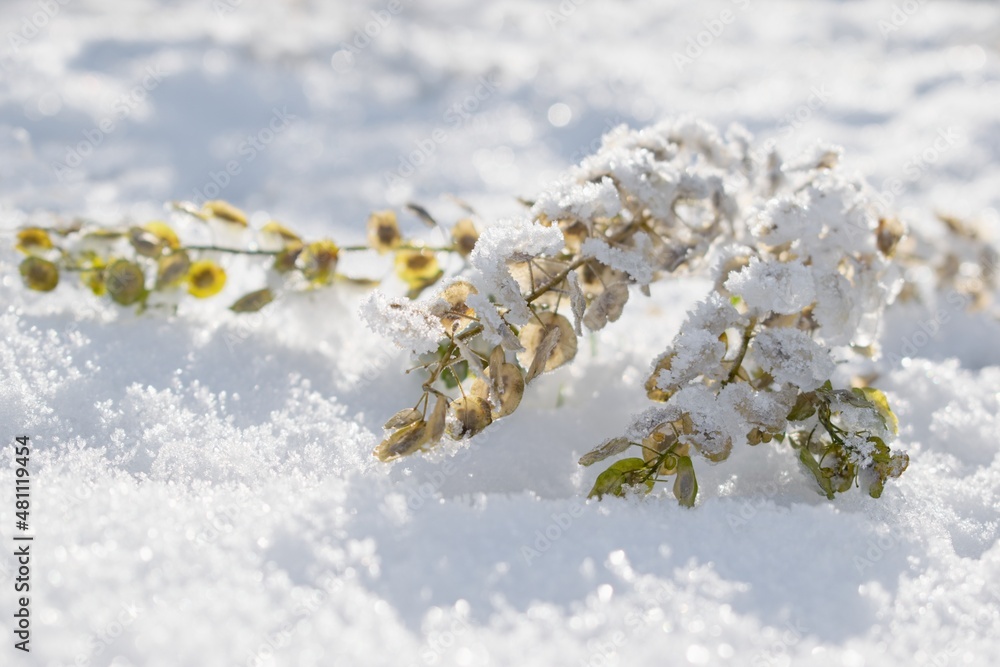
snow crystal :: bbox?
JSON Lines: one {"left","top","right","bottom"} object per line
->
{"left": 725, "top": 257, "right": 816, "bottom": 316}
{"left": 750, "top": 327, "right": 835, "bottom": 391}
{"left": 359, "top": 291, "right": 443, "bottom": 354}
{"left": 469, "top": 217, "right": 565, "bottom": 325}
{"left": 531, "top": 176, "right": 622, "bottom": 224}
{"left": 581, "top": 235, "right": 655, "bottom": 285}
{"left": 655, "top": 328, "right": 726, "bottom": 390}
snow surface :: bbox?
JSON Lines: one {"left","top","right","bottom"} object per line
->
{"left": 1, "top": 0, "right": 1000, "bottom": 665}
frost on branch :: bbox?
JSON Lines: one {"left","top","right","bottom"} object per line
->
{"left": 364, "top": 116, "right": 908, "bottom": 503}
{"left": 359, "top": 292, "right": 442, "bottom": 355}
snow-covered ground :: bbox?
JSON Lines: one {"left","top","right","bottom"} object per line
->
{"left": 1, "top": 0, "right": 999, "bottom": 665}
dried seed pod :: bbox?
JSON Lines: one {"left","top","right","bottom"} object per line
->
{"left": 299, "top": 240, "right": 340, "bottom": 285}
{"left": 15, "top": 228, "right": 54, "bottom": 255}
{"left": 426, "top": 395, "right": 448, "bottom": 445}
{"left": 19, "top": 257, "right": 59, "bottom": 291}
{"left": 186, "top": 260, "right": 227, "bottom": 298}
{"left": 447, "top": 396, "right": 492, "bottom": 439}
{"left": 260, "top": 222, "right": 302, "bottom": 250}
{"left": 518, "top": 311, "right": 577, "bottom": 382}
{"left": 155, "top": 251, "right": 191, "bottom": 289}
{"left": 488, "top": 344, "right": 506, "bottom": 372}
{"left": 383, "top": 407, "right": 423, "bottom": 429}
{"left": 395, "top": 248, "right": 441, "bottom": 292}
{"left": 579, "top": 436, "right": 633, "bottom": 467}
{"left": 645, "top": 353, "right": 676, "bottom": 402}
{"left": 367, "top": 210, "right": 401, "bottom": 254}
{"left": 582, "top": 282, "right": 629, "bottom": 331}
{"left": 876, "top": 217, "right": 905, "bottom": 257}
{"left": 143, "top": 221, "right": 180, "bottom": 250}
{"left": 374, "top": 420, "right": 429, "bottom": 462}
{"left": 202, "top": 200, "right": 248, "bottom": 226}
{"left": 672, "top": 456, "right": 698, "bottom": 507}
{"left": 469, "top": 376, "right": 492, "bottom": 402}
{"left": 128, "top": 226, "right": 167, "bottom": 258}
{"left": 230, "top": 288, "right": 275, "bottom": 313}
{"left": 492, "top": 363, "right": 525, "bottom": 418}
{"left": 433, "top": 281, "right": 478, "bottom": 332}
{"left": 106, "top": 259, "right": 146, "bottom": 305}
{"left": 451, "top": 218, "right": 479, "bottom": 257}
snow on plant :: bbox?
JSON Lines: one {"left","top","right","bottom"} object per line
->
{"left": 9, "top": 116, "right": 913, "bottom": 506}
{"left": 364, "top": 117, "right": 909, "bottom": 504}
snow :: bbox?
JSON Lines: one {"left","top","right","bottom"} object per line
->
{"left": 1, "top": 0, "right": 1000, "bottom": 665}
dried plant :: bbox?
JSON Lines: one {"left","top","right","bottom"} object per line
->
{"left": 362, "top": 118, "right": 911, "bottom": 504}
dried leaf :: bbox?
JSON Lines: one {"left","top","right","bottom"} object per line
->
{"left": 672, "top": 456, "right": 698, "bottom": 507}
{"left": 383, "top": 407, "right": 422, "bottom": 429}
{"left": 406, "top": 202, "right": 438, "bottom": 228}
{"left": 447, "top": 396, "right": 492, "bottom": 439}
{"left": 579, "top": 437, "right": 632, "bottom": 467}
{"left": 374, "top": 420, "right": 429, "bottom": 462}
{"left": 202, "top": 200, "right": 248, "bottom": 226}
{"left": 583, "top": 282, "right": 629, "bottom": 331}
{"left": 492, "top": 363, "right": 525, "bottom": 419}
{"left": 518, "top": 311, "right": 577, "bottom": 382}
{"left": 489, "top": 344, "right": 506, "bottom": 372}
{"left": 230, "top": 288, "right": 275, "bottom": 313}
{"left": 155, "top": 251, "right": 191, "bottom": 289}
{"left": 427, "top": 395, "right": 448, "bottom": 444}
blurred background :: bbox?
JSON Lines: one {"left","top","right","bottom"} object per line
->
{"left": 0, "top": 0, "right": 998, "bottom": 243}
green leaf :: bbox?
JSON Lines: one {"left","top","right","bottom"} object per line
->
{"left": 587, "top": 458, "right": 653, "bottom": 500}
{"left": 442, "top": 360, "right": 468, "bottom": 389}
{"left": 787, "top": 392, "right": 817, "bottom": 422}
{"left": 672, "top": 456, "right": 698, "bottom": 507}
{"left": 798, "top": 447, "right": 835, "bottom": 500}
